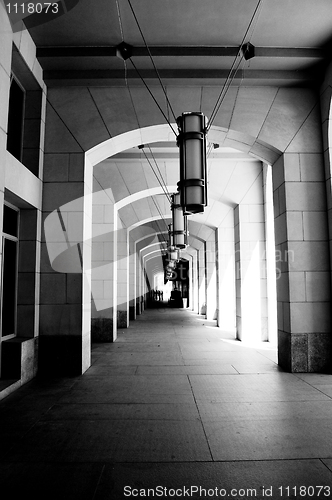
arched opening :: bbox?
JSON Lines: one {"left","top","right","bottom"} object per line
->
{"left": 85, "top": 124, "right": 280, "bottom": 353}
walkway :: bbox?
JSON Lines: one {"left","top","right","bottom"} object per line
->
{"left": 0, "top": 307, "right": 332, "bottom": 499}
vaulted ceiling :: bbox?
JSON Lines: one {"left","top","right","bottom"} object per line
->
{"left": 24, "top": 0, "right": 332, "bottom": 269}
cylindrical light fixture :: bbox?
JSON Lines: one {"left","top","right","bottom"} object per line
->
{"left": 165, "top": 265, "right": 176, "bottom": 281}
{"left": 172, "top": 193, "right": 188, "bottom": 249}
{"left": 168, "top": 249, "right": 179, "bottom": 261}
{"left": 176, "top": 112, "right": 207, "bottom": 214}
{"left": 168, "top": 224, "right": 174, "bottom": 248}
{"left": 167, "top": 224, "right": 179, "bottom": 261}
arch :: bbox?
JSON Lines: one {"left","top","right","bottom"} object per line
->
{"left": 128, "top": 215, "right": 172, "bottom": 231}
{"left": 87, "top": 123, "right": 280, "bottom": 353}
{"left": 115, "top": 186, "right": 177, "bottom": 211}
{"left": 86, "top": 124, "right": 282, "bottom": 168}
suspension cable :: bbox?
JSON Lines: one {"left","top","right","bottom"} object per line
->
{"left": 126, "top": 0, "right": 178, "bottom": 124}
{"left": 140, "top": 146, "right": 172, "bottom": 205}
{"left": 207, "top": 0, "right": 265, "bottom": 132}
{"left": 146, "top": 144, "right": 172, "bottom": 203}
{"left": 207, "top": 53, "right": 245, "bottom": 132}
{"left": 128, "top": 58, "right": 178, "bottom": 136}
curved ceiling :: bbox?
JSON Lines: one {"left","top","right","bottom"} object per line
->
{"left": 94, "top": 141, "right": 263, "bottom": 246}
{"left": 27, "top": 0, "right": 328, "bottom": 258}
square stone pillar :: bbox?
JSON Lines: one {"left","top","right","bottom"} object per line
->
{"left": 136, "top": 245, "right": 143, "bottom": 315}
{"left": 198, "top": 245, "right": 207, "bottom": 316}
{"left": 116, "top": 219, "right": 129, "bottom": 328}
{"left": 189, "top": 250, "right": 199, "bottom": 313}
{"left": 187, "top": 254, "right": 193, "bottom": 309}
{"left": 263, "top": 164, "right": 278, "bottom": 345}
{"left": 41, "top": 146, "right": 92, "bottom": 375}
{"left": 181, "top": 250, "right": 194, "bottom": 310}
{"left": 129, "top": 238, "right": 136, "bottom": 320}
{"left": 273, "top": 153, "right": 331, "bottom": 372}
{"left": 234, "top": 203, "right": 268, "bottom": 342}
{"left": 217, "top": 219, "right": 236, "bottom": 332}
{"left": 206, "top": 233, "right": 218, "bottom": 321}
{"left": 90, "top": 187, "right": 116, "bottom": 342}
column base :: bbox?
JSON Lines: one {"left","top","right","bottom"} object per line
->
{"left": 117, "top": 310, "right": 128, "bottom": 328}
{"left": 91, "top": 318, "right": 114, "bottom": 342}
{"left": 278, "top": 330, "right": 332, "bottom": 373}
{"left": 1, "top": 337, "right": 38, "bottom": 383}
{"left": 129, "top": 306, "right": 136, "bottom": 320}
{"left": 38, "top": 335, "right": 88, "bottom": 376}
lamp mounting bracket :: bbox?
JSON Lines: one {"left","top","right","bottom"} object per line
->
{"left": 241, "top": 42, "right": 255, "bottom": 61}
{"left": 116, "top": 42, "right": 133, "bottom": 60}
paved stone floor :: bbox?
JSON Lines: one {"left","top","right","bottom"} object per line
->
{"left": 0, "top": 307, "right": 332, "bottom": 499}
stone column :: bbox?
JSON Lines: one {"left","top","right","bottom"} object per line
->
{"left": 273, "top": 153, "right": 331, "bottom": 372}
{"left": 136, "top": 244, "right": 143, "bottom": 315}
{"left": 192, "top": 249, "right": 199, "bottom": 313}
{"left": 234, "top": 203, "right": 268, "bottom": 343}
{"left": 116, "top": 218, "right": 129, "bottom": 328}
{"left": 206, "top": 232, "right": 217, "bottom": 321}
{"left": 90, "top": 187, "right": 116, "bottom": 342}
{"left": 263, "top": 164, "right": 278, "bottom": 345}
{"left": 217, "top": 219, "right": 236, "bottom": 332}
{"left": 188, "top": 255, "right": 193, "bottom": 309}
{"left": 198, "top": 244, "right": 207, "bottom": 316}
{"left": 129, "top": 238, "right": 136, "bottom": 320}
{"left": 41, "top": 128, "right": 92, "bottom": 375}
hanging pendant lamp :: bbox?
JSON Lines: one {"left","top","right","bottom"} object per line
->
{"left": 172, "top": 193, "right": 188, "bottom": 249}
{"left": 167, "top": 224, "right": 180, "bottom": 261}
{"left": 176, "top": 112, "right": 207, "bottom": 215}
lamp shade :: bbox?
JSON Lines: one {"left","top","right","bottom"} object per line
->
{"left": 176, "top": 112, "right": 207, "bottom": 214}
{"left": 168, "top": 249, "right": 179, "bottom": 261}
{"left": 172, "top": 193, "right": 188, "bottom": 249}
{"left": 168, "top": 223, "right": 174, "bottom": 248}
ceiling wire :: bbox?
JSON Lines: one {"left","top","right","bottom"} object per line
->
{"left": 148, "top": 196, "right": 170, "bottom": 247}
{"left": 206, "top": 55, "right": 247, "bottom": 162}
{"left": 122, "top": 0, "right": 177, "bottom": 136}
{"left": 146, "top": 144, "right": 173, "bottom": 202}
{"left": 114, "top": 0, "right": 173, "bottom": 254}
{"left": 115, "top": 2, "right": 172, "bottom": 204}
{"left": 126, "top": 0, "right": 178, "bottom": 124}
{"left": 207, "top": 53, "right": 245, "bottom": 132}
{"left": 115, "top": 0, "right": 125, "bottom": 41}
{"left": 127, "top": 59, "right": 178, "bottom": 136}
{"left": 115, "top": 0, "right": 177, "bottom": 137}
{"left": 140, "top": 147, "right": 172, "bottom": 205}
{"left": 207, "top": 0, "right": 265, "bottom": 132}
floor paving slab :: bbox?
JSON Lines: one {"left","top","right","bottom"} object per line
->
{"left": 43, "top": 402, "right": 201, "bottom": 421}
{"left": 1, "top": 307, "right": 332, "bottom": 498}
{"left": 3, "top": 418, "right": 212, "bottom": 463}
